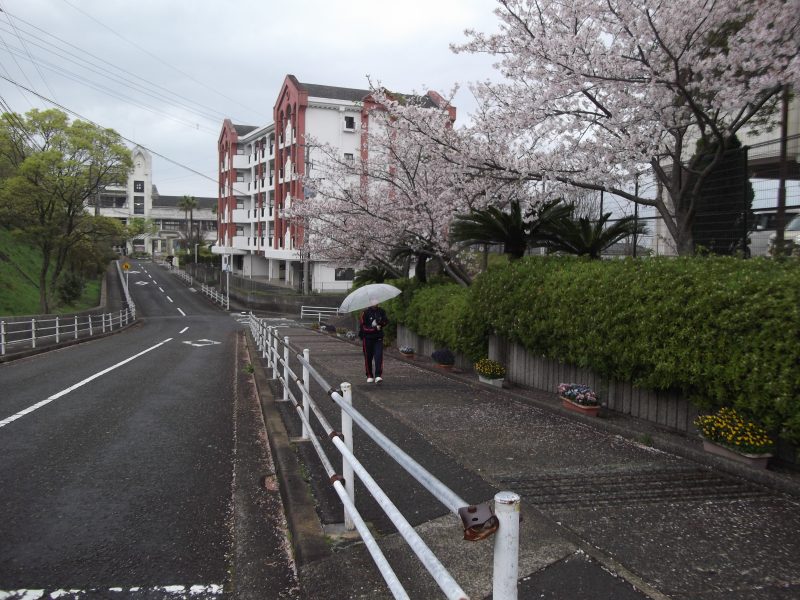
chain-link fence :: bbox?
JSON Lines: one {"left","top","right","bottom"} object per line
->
{"left": 594, "top": 134, "right": 799, "bottom": 258}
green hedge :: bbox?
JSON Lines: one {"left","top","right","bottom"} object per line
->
{"left": 473, "top": 257, "right": 800, "bottom": 441}
{"left": 384, "top": 277, "right": 486, "bottom": 360}
{"left": 390, "top": 257, "right": 800, "bottom": 442}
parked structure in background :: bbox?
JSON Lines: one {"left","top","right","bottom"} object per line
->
{"left": 652, "top": 94, "right": 800, "bottom": 257}
{"left": 88, "top": 146, "right": 217, "bottom": 256}
{"left": 215, "top": 74, "right": 453, "bottom": 293}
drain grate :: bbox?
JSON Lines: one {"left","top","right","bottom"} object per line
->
{"left": 500, "top": 466, "right": 772, "bottom": 507}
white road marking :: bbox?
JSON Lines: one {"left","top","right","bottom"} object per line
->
{"left": 179, "top": 327, "right": 189, "bottom": 334}
{"left": 159, "top": 287, "right": 164, "bottom": 293}
{"left": 0, "top": 584, "right": 223, "bottom": 598}
{"left": 177, "top": 308, "right": 186, "bottom": 316}
{"left": 182, "top": 339, "right": 221, "bottom": 347}
{"left": 166, "top": 296, "right": 173, "bottom": 303}
{"left": 0, "top": 338, "right": 173, "bottom": 429}
{"left": 135, "top": 281, "right": 149, "bottom": 286}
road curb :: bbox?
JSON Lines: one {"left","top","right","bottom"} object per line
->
{"left": 245, "top": 330, "right": 331, "bottom": 566}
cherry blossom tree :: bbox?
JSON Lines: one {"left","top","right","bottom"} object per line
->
{"left": 292, "top": 93, "right": 525, "bottom": 285}
{"left": 389, "top": 0, "right": 799, "bottom": 255}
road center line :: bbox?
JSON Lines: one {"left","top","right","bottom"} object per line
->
{"left": 179, "top": 327, "right": 189, "bottom": 334}
{"left": 166, "top": 296, "right": 173, "bottom": 303}
{"left": 177, "top": 308, "right": 186, "bottom": 316}
{"left": 0, "top": 338, "right": 174, "bottom": 429}
{"left": 159, "top": 287, "right": 165, "bottom": 293}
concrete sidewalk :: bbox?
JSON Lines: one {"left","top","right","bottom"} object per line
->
{"left": 248, "top": 322, "right": 800, "bottom": 600}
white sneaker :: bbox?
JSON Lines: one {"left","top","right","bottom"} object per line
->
{"left": 375, "top": 376, "right": 383, "bottom": 384}
{"left": 366, "top": 377, "right": 374, "bottom": 383}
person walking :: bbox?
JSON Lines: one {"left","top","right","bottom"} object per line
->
{"left": 358, "top": 303, "right": 389, "bottom": 383}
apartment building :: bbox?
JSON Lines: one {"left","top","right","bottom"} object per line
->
{"left": 215, "top": 74, "right": 454, "bottom": 293}
{"left": 90, "top": 146, "right": 217, "bottom": 256}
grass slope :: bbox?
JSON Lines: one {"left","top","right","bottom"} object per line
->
{"left": 0, "top": 227, "right": 102, "bottom": 316}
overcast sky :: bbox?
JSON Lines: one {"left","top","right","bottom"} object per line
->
{"left": 0, "top": 0, "right": 501, "bottom": 198}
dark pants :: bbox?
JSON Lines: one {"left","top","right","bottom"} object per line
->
{"left": 362, "top": 336, "right": 384, "bottom": 377}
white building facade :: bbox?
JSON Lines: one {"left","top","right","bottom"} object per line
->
{"left": 91, "top": 146, "right": 217, "bottom": 256}
{"left": 215, "top": 76, "right": 379, "bottom": 293}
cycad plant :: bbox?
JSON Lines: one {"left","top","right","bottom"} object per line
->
{"left": 450, "top": 199, "right": 570, "bottom": 260}
{"left": 543, "top": 212, "right": 646, "bottom": 259}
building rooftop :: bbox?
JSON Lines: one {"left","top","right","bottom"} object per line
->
{"left": 299, "top": 81, "right": 371, "bottom": 103}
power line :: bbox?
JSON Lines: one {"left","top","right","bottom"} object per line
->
{"left": 0, "top": 74, "right": 251, "bottom": 197}
{"left": 0, "top": 43, "right": 220, "bottom": 134}
{"left": 0, "top": 0, "right": 58, "bottom": 102}
{"left": 0, "top": 9, "right": 244, "bottom": 124}
{"left": 58, "top": 0, "right": 263, "bottom": 118}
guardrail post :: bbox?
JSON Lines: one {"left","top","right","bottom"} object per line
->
{"left": 341, "top": 382, "right": 355, "bottom": 531}
{"left": 271, "top": 328, "right": 278, "bottom": 379}
{"left": 1, "top": 321, "right": 5, "bottom": 355}
{"left": 493, "top": 491, "right": 521, "bottom": 600}
{"left": 261, "top": 321, "right": 268, "bottom": 360}
{"left": 119, "top": 309, "right": 123, "bottom": 328}
{"left": 31, "top": 318, "right": 36, "bottom": 349}
{"left": 89, "top": 315, "right": 93, "bottom": 336}
{"left": 55, "top": 316, "right": 60, "bottom": 343}
{"left": 74, "top": 315, "right": 78, "bottom": 339}
{"left": 301, "top": 349, "right": 311, "bottom": 440}
{"left": 102, "top": 313, "right": 106, "bottom": 333}
{"left": 283, "top": 336, "right": 290, "bottom": 402}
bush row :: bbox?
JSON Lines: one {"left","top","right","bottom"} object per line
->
{"left": 387, "top": 257, "right": 800, "bottom": 442}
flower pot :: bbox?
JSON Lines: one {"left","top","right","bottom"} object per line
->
{"left": 560, "top": 396, "right": 600, "bottom": 417}
{"left": 701, "top": 439, "right": 772, "bottom": 469}
{"left": 400, "top": 352, "right": 415, "bottom": 360}
{"left": 478, "top": 375, "right": 504, "bottom": 387}
{"left": 435, "top": 363, "right": 454, "bottom": 370}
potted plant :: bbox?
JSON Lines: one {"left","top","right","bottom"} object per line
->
{"left": 693, "top": 407, "right": 774, "bottom": 469}
{"left": 431, "top": 348, "right": 455, "bottom": 369}
{"left": 399, "top": 346, "right": 415, "bottom": 358}
{"left": 474, "top": 358, "right": 506, "bottom": 387}
{"left": 558, "top": 383, "right": 600, "bottom": 416}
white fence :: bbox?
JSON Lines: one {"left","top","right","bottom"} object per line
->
{"left": 249, "top": 315, "right": 521, "bottom": 600}
{"left": 300, "top": 305, "right": 340, "bottom": 323}
{"left": 166, "top": 263, "right": 229, "bottom": 310}
{"left": 1, "top": 309, "right": 135, "bottom": 356}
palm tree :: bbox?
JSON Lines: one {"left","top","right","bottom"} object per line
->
{"left": 543, "top": 212, "right": 647, "bottom": 259}
{"left": 354, "top": 265, "right": 395, "bottom": 286}
{"left": 450, "top": 198, "right": 571, "bottom": 260}
{"left": 178, "top": 194, "right": 198, "bottom": 248}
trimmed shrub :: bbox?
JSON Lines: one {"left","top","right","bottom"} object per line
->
{"left": 471, "top": 256, "right": 800, "bottom": 442}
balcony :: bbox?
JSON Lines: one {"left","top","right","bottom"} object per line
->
{"left": 232, "top": 154, "right": 249, "bottom": 169}
{"left": 231, "top": 208, "right": 249, "bottom": 223}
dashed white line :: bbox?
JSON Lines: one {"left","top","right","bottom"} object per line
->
{"left": 177, "top": 308, "right": 186, "bottom": 316}
{"left": 159, "top": 287, "right": 164, "bottom": 293}
{"left": 166, "top": 296, "right": 173, "bottom": 303}
{"left": 0, "top": 338, "right": 173, "bottom": 429}
{"left": 179, "top": 327, "right": 189, "bottom": 334}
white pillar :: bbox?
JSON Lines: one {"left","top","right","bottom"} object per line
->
{"left": 493, "top": 491, "right": 521, "bottom": 600}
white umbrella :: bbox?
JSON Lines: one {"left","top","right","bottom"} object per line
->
{"left": 338, "top": 283, "right": 402, "bottom": 313}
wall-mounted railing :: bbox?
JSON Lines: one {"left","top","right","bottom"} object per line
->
{"left": 166, "top": 263, "right": 229, "bottom": 310}
{"left": 249, "top": 315, "right": 521, "bottom": 600}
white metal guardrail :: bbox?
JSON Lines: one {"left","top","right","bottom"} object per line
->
{"left": 1, "top": 309, "right": 134, "bottom": 356}
{"left": 249, "top": 314, "right": 521, "bottom": 600}
{"left": 167, "top": 264, "right": 229, "bottom": 310}
{"left": 300, "top": 305, "right": 340, "bottom": 322}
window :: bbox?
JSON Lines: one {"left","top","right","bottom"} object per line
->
{"left": 335, "top": 268, "right": 355, "bottom": 281}
{"left": 133, "top": 196, "right": 144, "bottom": 214}
{"left": 344, "top": 153, "right": 354, "bottom": 164}
{"left": 344, "top": 115, "right": 355, "bottom": 131}
{"left": 133, "top": 180, "right": 144, "bottom": 193}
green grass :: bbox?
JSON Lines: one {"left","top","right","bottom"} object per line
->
{"left": 0, "top": 227, "right": 102, "bottom": 316}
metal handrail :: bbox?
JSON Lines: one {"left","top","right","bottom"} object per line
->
{"left": 248, "top": 315, "right": 521, "bottom": 600}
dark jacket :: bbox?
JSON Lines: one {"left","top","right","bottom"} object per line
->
{"left": 359, "top": 306, "right": 388, "bottom": 340}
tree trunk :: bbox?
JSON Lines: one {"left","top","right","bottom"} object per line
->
{"left": 414, "top": 254, "right": 428, "bottom": 282}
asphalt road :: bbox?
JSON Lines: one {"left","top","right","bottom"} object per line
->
{"left": 0, "top": 261, "right": 297, "bottom": 598}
